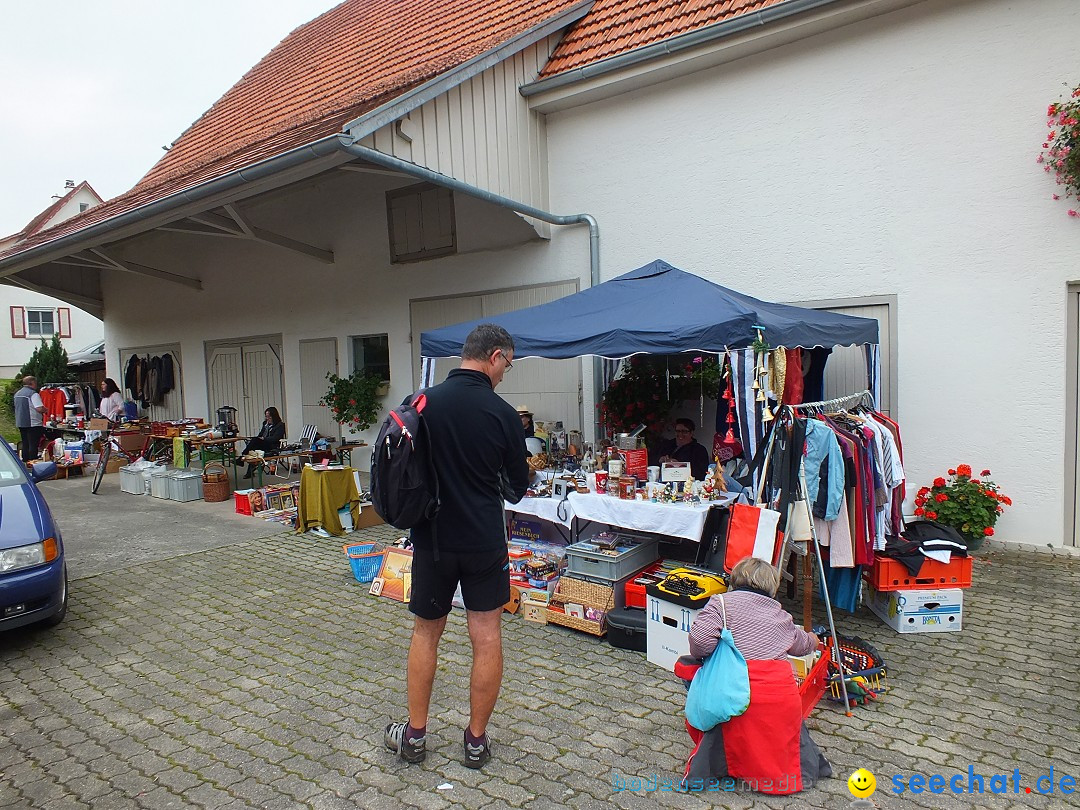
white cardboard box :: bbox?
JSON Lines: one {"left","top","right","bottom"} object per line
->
{"left": 866, "top": 586, "right": 963, "bottom": 633}
{"left": 646, "top": 593, "right": 703, "bottom": 670}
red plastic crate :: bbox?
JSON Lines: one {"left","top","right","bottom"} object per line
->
{"left": 798, "top": 648, "right": 830, "bottom": 719}
{"left": 623, "top": 561, "right": 666, "bottom": 609}
{"left": 866, "top": 554, "right": 973, "bottom": 591}
{"left": 234, "top": 491, "right": 253, "bottom": 516}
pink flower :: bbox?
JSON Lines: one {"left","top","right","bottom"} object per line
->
{"left": 1070, "top": 210, "right": 1079, "bottom": 218}
{"left": 1054, "top": 194, "right": 1061, "bottom": 200}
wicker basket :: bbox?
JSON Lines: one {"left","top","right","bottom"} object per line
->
{"left": 546, "top": 575, "right": 614, "bottom": 636}
{"left": 202, "top": 462, "right": 231, "bottom": 502}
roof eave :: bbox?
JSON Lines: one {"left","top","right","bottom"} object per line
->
{"left": 0, "top": 135, "right": 346, "bottom": 279}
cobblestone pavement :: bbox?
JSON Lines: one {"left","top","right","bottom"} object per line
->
{"left": 1, "top": 498, "right": 1078, "bottom": 809}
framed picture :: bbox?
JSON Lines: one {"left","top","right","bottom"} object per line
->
{"left": 377, "top": 548, "right": 414, "bottom": 602}
{"left": 280, "top": 492, "right": 295, "bottom": 509}
{"left": 266, "top": 492, "right": 284, "bottom": 511}
{"left": 369, "top": 577, "right": 385, "bottom": 596}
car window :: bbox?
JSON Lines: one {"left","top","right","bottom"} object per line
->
{"left": 0, "top": 445, "right": 29, "bottom": 486}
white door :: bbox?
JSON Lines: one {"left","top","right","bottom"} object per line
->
{"left": 410, "top": 281, "right": 582, "bottom": 431}
{"left": 300, "top": 338, "right": 339, "bottom": 440}
{"left": 206, "top": 340, "right": 284, "bottom": 438}
{"left": 816, "top": 301, "right": 895, "bottom": 417}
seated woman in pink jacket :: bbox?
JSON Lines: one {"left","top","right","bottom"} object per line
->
{"left": 682, "top": 557, "right": 832, "bottom": 794}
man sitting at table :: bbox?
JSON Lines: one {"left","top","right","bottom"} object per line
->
{"left": 652, "top": 418, "right": 710, "bottom": 480}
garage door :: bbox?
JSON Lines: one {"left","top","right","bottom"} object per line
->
{"left": 411, "top": 281, "right": 582, "bottom": 431}
{"left": 206, "top": 338, "right": 284, "bottom": 437}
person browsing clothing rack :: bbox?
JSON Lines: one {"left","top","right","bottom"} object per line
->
{"left": 99, "top": 378, "right": 125, "bottom": 422}
{"left": 238, "top": 407, "right": 286, "bottom": 479}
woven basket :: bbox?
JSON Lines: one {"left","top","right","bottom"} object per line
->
{"left": 545, "top": 576, "right": 614, "bottom": 636}
{"left": 202, "top": 462, "right": 231, "bottom": 502}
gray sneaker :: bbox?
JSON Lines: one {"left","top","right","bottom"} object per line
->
{"left": 463, "top": 732, "right": 491, "bottom": 769}
{"left": 384, "top": 721, "right": 426, "bottom": 764}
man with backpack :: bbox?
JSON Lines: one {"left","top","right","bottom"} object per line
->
{"left": 384, "top": 323, "right": 530, "bottom": 770}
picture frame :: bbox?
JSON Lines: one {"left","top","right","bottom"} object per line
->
{"left": 369, "top": 577, "right": 385, "bottom": 596}
{"left": 377, "top": 548, "right": 414, "bottom": 602}
{"left": 279, "top": 492, "right": 295, "bottom": 510}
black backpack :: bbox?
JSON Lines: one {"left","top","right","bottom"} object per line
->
{"left": 370, "top": 392, "right": 440, "bottom": 531}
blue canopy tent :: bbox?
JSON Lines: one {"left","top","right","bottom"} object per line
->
{"left": 419, "top": 260, "right": 880, "bottom": 460}
{"left": 420, "top": 260, "right": 878, "bottom": 360}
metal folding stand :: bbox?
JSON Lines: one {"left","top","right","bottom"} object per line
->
{"left": 761, "top": 407, "right": 852, "bottom": 715}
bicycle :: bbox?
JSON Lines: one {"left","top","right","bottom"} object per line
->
{"left": 90, "top": 433, "right": 144, "bottom": 494}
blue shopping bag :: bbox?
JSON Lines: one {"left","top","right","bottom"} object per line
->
{"left": 685, "top": 595, "right": 750, "bottom": 731}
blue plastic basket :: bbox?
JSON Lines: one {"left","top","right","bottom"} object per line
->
{"left": 343, "top": 543, "right": 383, "bottom": 583}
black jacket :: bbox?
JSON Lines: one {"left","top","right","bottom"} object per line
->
{"left": 410, "top": 369, "right": 529, "bottom": 553}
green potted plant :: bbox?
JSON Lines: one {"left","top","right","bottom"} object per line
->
{"left": 319, "top": 370, "right": 384, "bottom": 433}
{"left": 913, "top": 464, "right": 1012, "bottom": 550}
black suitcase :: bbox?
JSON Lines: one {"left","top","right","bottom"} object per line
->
{"left": 607, "top": 607, "right": 647, "bottom": 652}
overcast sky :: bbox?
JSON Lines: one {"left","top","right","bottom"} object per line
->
{"left": 0, "top": 1, "right": 341, "bottom": 236}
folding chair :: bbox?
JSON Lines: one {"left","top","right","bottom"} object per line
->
{"left": 266, "top": 425, "right": 319, "bottom": 478}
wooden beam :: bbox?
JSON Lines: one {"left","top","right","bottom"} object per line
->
{"left": 88, "top": 248, "right": 203, "bottom": 291}
{"left": 339, "top": 163, "right": 408, "bottom": 179}
{"left": 156, "top": 221, "right": 247, "bottom": 238}
{"left": 188, "top": 212, "right": 245, "bottom": 235}
{"left": 4, "top": 275, "right": 103, "bottom": 310}
{"left": 221, "top": 204, "right": 335, "bottom": 265}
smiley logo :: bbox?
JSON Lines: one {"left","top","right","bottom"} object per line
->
{"left": 848, "top": 768, "right": 876, "bottom": 798}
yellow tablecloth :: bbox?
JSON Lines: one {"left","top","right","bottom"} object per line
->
{"left": 297, "top": 466, "right": 361, "bottom": 536}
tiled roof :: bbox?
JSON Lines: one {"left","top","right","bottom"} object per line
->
{"left": 0, "top": 0, "right": 585, "bottom": 263}
{"left": 539, "top": 0, "right": 791, "bottom": 78}
{"left": 2, "top": 181, "right": 101, "bottom": 245}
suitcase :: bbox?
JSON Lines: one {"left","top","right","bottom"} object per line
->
{"left": 607, "top": 607, "right": 647, "bottom": 653}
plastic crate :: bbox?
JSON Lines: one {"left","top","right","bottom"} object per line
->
{"left": 119, "top": 466, "right": 145, "bottom": 495}
{"left": 623, "top": 561, "right": 667, "bottom": 609}
{"left": 234, "top": 491, "right": 254, "bottom": 516}
{"left": 343, "top": 543, "right": 382, "bottom": 583}
{"left": 798, "top": 649, "right": 830, "bottom": 719}
{"left": 150, "top": 468, "right": 175, "bottom": 499}
{"left": 565, "top": 535, "right": 658, "bottom": 581}
{"left": 169, "top": 471, "right": 204, "bottom": 502}
{"left": 866, "top": 554, "right": 972, "bottom": 590}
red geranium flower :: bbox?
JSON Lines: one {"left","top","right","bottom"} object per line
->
{"left": 914, "top": 507, "right": 925, "bottom": 517}
{"left": 924, "top": 510, "right": 938, "bottom": 520}
{"left": 935, "top": 493, "right": 948, "bottom": 502}
{"left": 980, "top": 469, "right": 991, "bottom": 477}
{"left": 933, "top": 477, "right": 946, "bottom": 488}
{"left": 956, "top": 464, "right": 972, "bottom": 477}
{"left": 983, "top": 527, "right": 994, "bottom": 536}
{"left": 948, "top": 469, "right": 956, "bottom": 476}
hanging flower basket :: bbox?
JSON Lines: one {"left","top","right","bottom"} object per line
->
{"left": 1038, "top": 82, "right": 1080, "bottom": 218}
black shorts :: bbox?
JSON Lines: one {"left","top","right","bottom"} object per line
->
{"left": 408, "top": 546, "right": 510, "bottom": 620}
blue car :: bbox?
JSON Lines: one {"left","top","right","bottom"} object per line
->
{"left": 0, "top": 441, "right": 67, "bottom": 631}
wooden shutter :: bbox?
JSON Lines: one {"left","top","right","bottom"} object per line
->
{"left": 57, "top": 307, "right": 71, "bottom": 338}
{"left": 10, "top": 306, "right": 25, "bottom": 338}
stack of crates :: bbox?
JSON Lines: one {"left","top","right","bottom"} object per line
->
{"left": 562, "top": 532, "right": 658, "bottom": 651}
{"left": 864, "top": 553, "right": 972, "bottom": 633}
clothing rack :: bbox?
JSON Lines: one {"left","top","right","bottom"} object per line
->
{"left": 788, "top": 389, "right": 876, "bottom": 413}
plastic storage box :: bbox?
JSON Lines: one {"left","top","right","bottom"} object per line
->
{"left": 169, "top": 470, "right": 204, "bottom": 502}
{"left": 150, "top": 468, "right": 175, "bottom": 499}
{"left": 119, "top": 466, "right": 145, "bottom": 495}
{"left": 565, "top": 535, "right": 658, "bottom": 581}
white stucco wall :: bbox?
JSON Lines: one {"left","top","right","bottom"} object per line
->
{"left": 541, "top": 0, "right": 1080, "bottom": 545}
{"left": 100, "top": 169, "right": 591, "bottom": 450}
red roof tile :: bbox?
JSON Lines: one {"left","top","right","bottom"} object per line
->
{"left": 1, "top": 0, "right": 584, "bottom": 263}
{"left": 539, "top": 0, "right": 790, "bottom": 78}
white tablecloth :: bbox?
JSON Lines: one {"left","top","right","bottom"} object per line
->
{"left": 504, "top": 495, "right": 575, "bottom": 527}
{"left": 505, "top": 490, "right": 736, "bottom": 542}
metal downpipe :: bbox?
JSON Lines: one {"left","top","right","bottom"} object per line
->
{"left": 337, "top": 136, "right": 604, "bottom": 436}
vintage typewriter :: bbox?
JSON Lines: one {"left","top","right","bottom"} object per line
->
{"left": 648, "top": 567, "right": 728, "bottom": 608}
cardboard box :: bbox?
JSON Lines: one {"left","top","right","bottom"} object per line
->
{"left": 88, "top": 418, "right": 111, "bottom": 431}
{"left": 354, "top": 505, "right": 385, "bottom": 529}
{"left": 105, "top": 456, "right": 127, "bottom": 474}
{"left": 866, "top": 586, "right": 963, "bottom": 633}
{"left": 114, "top": 431, "right": 145, "bottom": 455}
{"left": 646, "top": 593, "right": 703, "bottom": 671}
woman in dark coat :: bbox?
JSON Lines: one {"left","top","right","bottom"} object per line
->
{"left": 238, "top": 407, "right": 286, "bottom": 479}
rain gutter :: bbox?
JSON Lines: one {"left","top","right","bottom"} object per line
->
{"left": 520, "top": 0, "right": 846, "bottom": 98}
